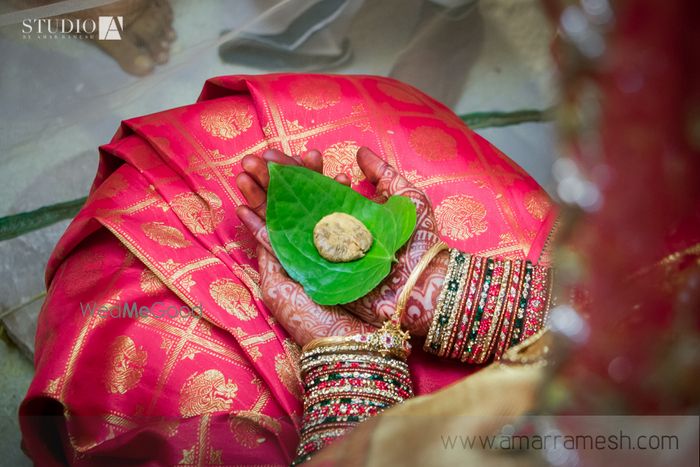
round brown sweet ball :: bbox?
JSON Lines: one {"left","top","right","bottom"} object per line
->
{"left": 313, "top": 213, "right": 373, "bottom": 262}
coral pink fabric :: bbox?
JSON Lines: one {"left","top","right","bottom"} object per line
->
{"left": 20, "top": 74, "right": 557, "bottom": 465}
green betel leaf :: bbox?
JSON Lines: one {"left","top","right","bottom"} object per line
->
{"left": 266, "top": 163, "right": 417, "bottom": 305}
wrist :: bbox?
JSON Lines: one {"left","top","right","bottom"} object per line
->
{"left": 402, "top": 249, "right": 449, "bottom": 335}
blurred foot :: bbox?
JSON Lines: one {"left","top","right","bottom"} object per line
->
{"left": 80, "top": 0, "right": 176, "bottom": 76}
{"left": 14, "top": 0, "right": 176, "bottom": 75}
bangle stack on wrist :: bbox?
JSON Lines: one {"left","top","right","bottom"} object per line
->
{"left": 424, "top": 249, "right": 553, "bottom": 364}
{"left": 292, "top": 321, "right": 413, "bottom": 465}
{"left": 424, "top": 249, "right": 471, "bottom": 357}
{"left": 292, "top": 241, "right": 448, "bottom": 465}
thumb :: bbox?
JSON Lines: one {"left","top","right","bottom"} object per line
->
{"left": 356, "top": 146, "right": 412, "bottom": 198}
{"left": 236, "top": 206, "right": 273, "bottom": 254}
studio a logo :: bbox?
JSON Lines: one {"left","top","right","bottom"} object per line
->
{"left": 20, "top": 16, "right": 123, "bottom": 40}
{"left": 98, "top": 16, "right": 123, "bottom": 40}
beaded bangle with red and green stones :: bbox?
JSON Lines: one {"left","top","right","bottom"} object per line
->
{"left": 424, "top": 249, "right": 553, "bottom": 364}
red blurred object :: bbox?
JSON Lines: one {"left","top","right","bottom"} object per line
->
{"left": 546, "top": 0, "right": 700, "bottom": 413}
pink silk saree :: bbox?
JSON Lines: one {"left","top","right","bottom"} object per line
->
{"left": 20, "top": 74, "right": 557, "bottom": 466}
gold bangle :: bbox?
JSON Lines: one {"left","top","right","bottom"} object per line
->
{"left": 302, "top": 335, "right": 351, "bottom": 353}
{"left": 301, "top": 320, "right": 412, "bottom": 359}
{"left": 394, "top": 241, "right": 449, "bottom": 323}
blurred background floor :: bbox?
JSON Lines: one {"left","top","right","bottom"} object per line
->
{"left": 0, "top": 0, "right": 556, "bottom": 463}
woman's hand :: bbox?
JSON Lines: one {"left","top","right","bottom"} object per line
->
{"left": 236, "top": 147, "right": 448, "bottom": 346}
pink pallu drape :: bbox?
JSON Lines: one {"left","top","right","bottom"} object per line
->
{"left": 19, "top": 74, "right": 557, "bottom": 466}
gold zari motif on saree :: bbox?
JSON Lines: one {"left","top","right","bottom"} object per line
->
{"left": 178, "top": 369, "right": 238, "bottom": 417}
{"left": 289, "top": 77, "right": 341, "bottom": 110}
{"left": 170, "top": 191, "right": 224, "bottom": 235}
{"left": 322, "top": 141, "right": 365, "bottom": 184}
{"left": 200, "top": 101, "right": 253, "bottom": 140}
{"left": 435, "top": 194, "right": 488, "bottom": 240}
{"left": 105, "top": 336, "right": 148, "bottom": 394}
{"left": 209, "top": 278, "right": 258, "bottom": 320}
{"left": 409, "top": 126, "right": 457, "bottom": 161}
{"left": 524, "top": 190, "right": 551, "bottom": 221}
{"left": 141, "top": 221, "right": 192, "bottom": 248}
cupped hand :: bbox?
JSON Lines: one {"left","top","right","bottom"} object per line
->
{"left": 235, "top": 147, "right": 448, "bottom": 346}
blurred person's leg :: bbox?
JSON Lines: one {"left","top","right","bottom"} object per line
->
{"left": 13, "top": 0, "right": 176, "bottom": 75}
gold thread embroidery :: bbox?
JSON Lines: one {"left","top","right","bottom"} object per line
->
{"left": 224, "top": 224, "right": 258, "bottom": 259}
{"left": 498, "top": 232, "right": 516, "bottom": 246}
{"left": 62, "top": 247, "right": 105, "bottom": 296}
{"left": 180, "top": 274, "right": 197, "bottom": 293}
{"left": 139, "top": 268, "right": 167, "bottom": 296}
{"left": 181, "top": 348, "right": 201, "bottom": 361}
{"left": 170, "top": 257, "right": 221, "bottom": 282}
{"left": 286, "top": 119, "right": 304, "bottom": 132}
{"left": 435, "top": 194, "right": 488, "bottom": 240}
{"left": 141, "top": 221, "right": 192, "bottom": 248}
{"left": 161, "top": 258, "right": 181, "bottom": 273}
{"left": 93, "top": 173, "right": 129, "bottom": 200}
{"left": 291, "top": 138, "right": 309, "bottom": 155}
{"left": 232, "top": 328, "right": 275, "bottom": 361}
{"left": 178, "top": 369, "right": 238, "bottom": 417}
{"left": 98, "top": 225, "right": 251, "bottom": 415}
{"left": 289, "top": 77, "right": 341, "bottom": 110}
{"left": 229, "top": 411, "right": 282, "bottom": 449}
{"left": 200, "top": 101, "right": 253, "bottom": 140}
{"left": 167, "top": 115, "right": 244, "bottom": 206}
{"left": 409, "top": 126, "right": 457, "bottom": 161}
{"left": 188, "top": 149, "right": 248, "bottom": 179}
{"left": 323, "top": 141, "right": 365, "bottom": 184}
{"left": 180, "top": 447, "right": 195, "bottom": 464}
{"left": 524, "top": 190, "right": 551, "bottom": 221}
{"left": 232, "top": 263, "right": 262, "bottom": 299}
{"left": 275, "top": 339, "right": 302, "bottom": 399}
{"left": 210, "top": 449, "right": 222, "bottom": 464}
{"left": 57, "top": 244, "right": 133, "bottom": 403}
{"left": 104, "top": 336, "right": 148, "bottom": 394}
{"left": 95, "top": 191, "right": 160, "bottom": 224}
{"left": 209, "top": 278, "right": 258, "bottom": 320}
{"left": 46, "top": 377, "right": 62, "bottom": 395}
{"left": 170, "top": 191, "right": 224, "bottom": 235}
{"left": 463, "top": 130, "right": 530, "bottom": 250}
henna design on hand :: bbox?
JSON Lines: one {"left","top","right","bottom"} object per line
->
{"left": 237, "top": 147, "right": 448, "bottom": 345}
{"left": 258, "top": 246, "right": 374, "bottom": 346}
{"left": 344, "top": 159, "right": 447, "bottom": 335}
